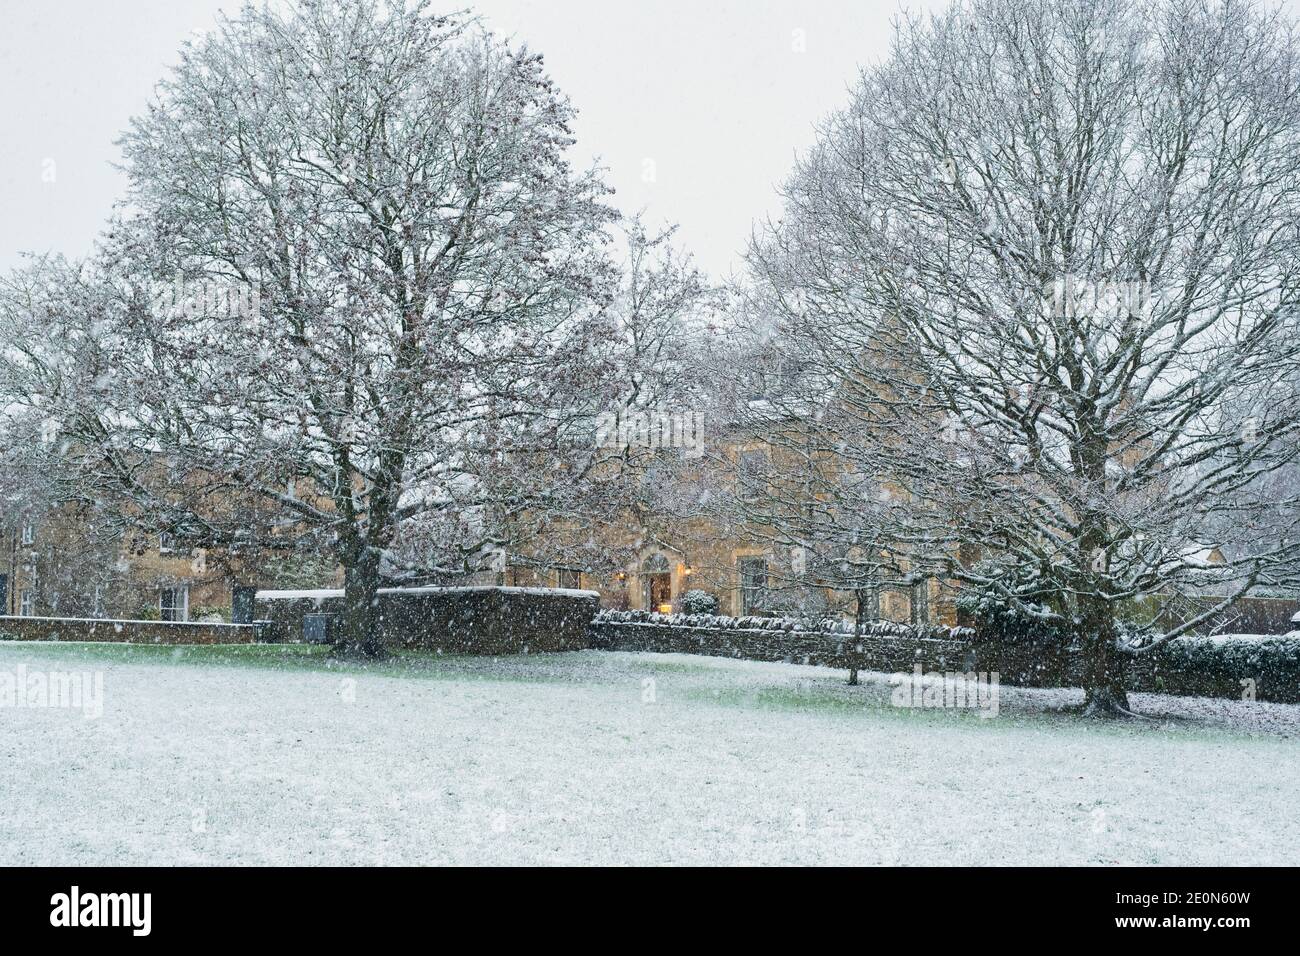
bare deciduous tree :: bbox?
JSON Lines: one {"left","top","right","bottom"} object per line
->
{"left": 745, "top": 0, "right": 1300, "bottom": 714}
{"left": 2, "top": 0, "right": 623, "bottom": 657}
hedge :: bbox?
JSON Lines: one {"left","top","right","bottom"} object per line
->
{"left": 592, "top": 610, "right": 1300, "bottom": 702}
{"left": 1128, "top": 633, "right": 1300, "bottom": 703}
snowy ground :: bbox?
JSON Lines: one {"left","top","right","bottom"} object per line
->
{"left": 1, "top": 641, "right": 1297, "bottom": 866}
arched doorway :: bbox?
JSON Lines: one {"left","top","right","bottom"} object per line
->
{"left": 642, "top": 553, "right": 673, "bottom": 613}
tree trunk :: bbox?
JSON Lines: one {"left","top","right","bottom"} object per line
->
{"left": 847, "top": 588, "right": 866, "bottom": 686}
{"left": 334, "top": 549, "right": 385, "bottom": 660}
{"left": 1077, "top": 594, "right": 1130, "bottom": 717}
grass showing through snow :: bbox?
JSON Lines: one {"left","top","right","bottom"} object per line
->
{"left": 1, "top": 640, "right": 1296, "bottom": 865}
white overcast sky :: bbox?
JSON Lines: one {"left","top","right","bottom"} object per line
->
{"left": 0, "top": 0, "right": 969, "bottom": 280}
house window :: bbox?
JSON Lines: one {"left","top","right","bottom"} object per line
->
{"left": 19, "top": 589, "right": 35, "bottom": 617}
{"left": 20, "top": 523, "right": 35, "bottom": 545}
{"left": 555, "top": 568, "right": 581, "bottom": 590}
{"left": 92, "top": 585, "right": 106, "bottom": 619}
{"left": 159, "top": 531, "right": 175, "bottom": 553}
{"left": 736, "top": 449, "right": 769, "bottom": 501}
{"left": 160, "top": 586, "right": 189, "bottom": 622}
{"left": 859, "top": 570, "right": 881, "bottom": 620}
{"left": 910, "top": 577, "right": 930, "bottom": 626}
{"left": 739, "top": 556, "right": 768, "bottom": 614}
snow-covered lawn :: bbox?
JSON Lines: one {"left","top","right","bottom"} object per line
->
{"left": 1, "top": 641, "right": 1297, "bottom": 865}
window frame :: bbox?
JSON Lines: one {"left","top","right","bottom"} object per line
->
{"left": 159, "top": 585, "right": 189, "bottom": 623}
{"left": 910, "top": 577, "right": 930, "bottom": 626}
{"left": 738, "top": 556, "right": 768, "bottom": 615}
{"left": 859, "top": 570, "right": 882, "bottom": 620}
{"left": 735, "top": 447, "right": 770, "bottom": 502}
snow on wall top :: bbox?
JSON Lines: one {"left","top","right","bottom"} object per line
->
{"left": 595, "top": 607, "right": 974, "bottom": 641}
{"left": 255, "top": 585, "right": 601, "bottom": 601}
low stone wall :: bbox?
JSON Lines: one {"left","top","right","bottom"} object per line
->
{"left": 255, "top": 586, "right": 600, "bottom": 654}
{"left": 590, "top": 610, "right": 974, "bottom": 673}
{"left": 0, "top": 615, "right": 257, "bottom": 645}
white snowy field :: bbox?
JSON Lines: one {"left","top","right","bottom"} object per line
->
{"left": 1, "top": 641, "right": 1297, "bottom": 866}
